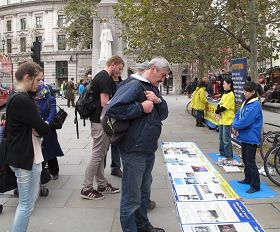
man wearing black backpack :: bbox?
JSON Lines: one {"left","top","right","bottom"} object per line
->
{"left": 80, "top": 55, "right": 124, "bottom": 200}
{"left": 106, "top": 57, "right": 170, "bottom": 232}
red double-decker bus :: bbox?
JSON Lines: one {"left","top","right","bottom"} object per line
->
{"left": 0, "top": 54, "right": 13, "bottom": 107}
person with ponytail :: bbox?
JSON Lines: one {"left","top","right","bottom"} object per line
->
{"left": 232, "top": 82, "right": 263, "bottom": 193}
{"left": 215, "top": 78, "right": 235, "bottom": 160}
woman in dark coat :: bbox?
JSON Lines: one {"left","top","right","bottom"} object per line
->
{"left": 36, "top": 82, "right": 64, "bottom": 180}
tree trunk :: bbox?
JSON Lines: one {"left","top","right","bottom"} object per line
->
{"left": 248, "top": 0, "right": 258, "bottom": 82}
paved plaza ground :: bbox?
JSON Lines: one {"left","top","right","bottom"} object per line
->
{"left": 0, "top": 95, "right": 280, "bottom": 232}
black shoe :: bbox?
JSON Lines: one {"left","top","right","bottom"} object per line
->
{"left": 0, "top": 204, "right": 3, "bottom": 214}
{"left": 148, "top": 200, "right": 156, "bottom": 210}
{"left": 111, "top": 169, "right": 123, "bottom": 178}
{"left": 138, "top": 225, "right": 165, "bottom": 232}
{"left": 237, "top": 180, "right": 250, "bottom": 184}
{"left": 246, "top": 187, "right": 260, "bottom": 194}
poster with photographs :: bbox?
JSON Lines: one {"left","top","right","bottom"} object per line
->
{"left": 181, "top": 221, "right": 264, "bottom": 232}
{"left": 164, "top": 153, "right": 204, "bottom": 164}
{"left": 166, "top": 162, "right": 216, "bottom": 174}
{"left": 162, "top": 142, "right": 207, "bottom": 160}
{"left": 176, "top": 200, "right": 256, "bottom": 225}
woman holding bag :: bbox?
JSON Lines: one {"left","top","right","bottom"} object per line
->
{"left": 36, "top": 81, "right": 64, "bottom": 180}
{"left": 6, "top": 62, "right": 50, "bottom": 232}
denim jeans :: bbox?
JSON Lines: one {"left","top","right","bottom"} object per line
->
{"left": 111, "top": 145, "right": 121, "bottom": 171}
{"left": 219, "top": 125, "right": 233, "bottom": 158}
{"left": 241, "top": 142, "right": 260, "bottom": 189}
{"left": 10, "top": 163, "right": 42, "bottom": 232}
{"left": 196, "top": 110, "right": 204, "bottom": 121}
{"left": 120, "top": 151, "right": 155, "bottom": 232}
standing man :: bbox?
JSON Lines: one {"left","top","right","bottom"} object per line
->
{"left": 80, "top": 55, "right": 124, "bottom": 200}
{"left": 107, "top": 57, "right": 170, "bottom": 232}
{"left": 110, "top": 62, "right": 149, "bottom": 178}
{"left": 66, "top": 78, "right": 76, "bottom": 107}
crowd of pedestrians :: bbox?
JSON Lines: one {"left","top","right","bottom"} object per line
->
{"left": 1, "top": 53, "right": 266, "bottom": 231}
{"left": 188, "top": 74, "right": 263, "bottom": 194}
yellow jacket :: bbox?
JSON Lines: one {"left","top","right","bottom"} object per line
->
{"left": 190, "top": 87, "right": 198, "bottom": 108}
{"left": 193, "top": 87, "right": 207, "bottom": 110}
{"left": 219, "top": 91, "right": 235, "bottom": 125}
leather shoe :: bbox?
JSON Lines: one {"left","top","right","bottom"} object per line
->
{"left": 148, "top": 200, "right": 156, "bottom": 210}
{"left": 237, "top": 180, "right": 250, "bottom": 184}
{"left": 246, "top": 187, "right": 260, "bottom": 194}
{"left": 111, "top": 169, "right": 123, "bottom": 178}
{"left": 138, "top": 225, "right": 165, "bottom": 232}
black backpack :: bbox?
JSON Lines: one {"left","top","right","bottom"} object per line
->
{"left": 74, "top": 81, "right": 96, "bottom": 138}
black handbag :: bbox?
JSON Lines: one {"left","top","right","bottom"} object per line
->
{"left": 50, "top": 105, "right": 68, "bottom": 130}
{"left": 0, "top": 138, "right": 17, "bottom": 193}
{"left": 40, "top": 165, "right": 51, "bottom": 184}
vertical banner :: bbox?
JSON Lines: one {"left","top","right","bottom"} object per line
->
{"left": 231, "top": 58, "right": 247, "bottom": 105}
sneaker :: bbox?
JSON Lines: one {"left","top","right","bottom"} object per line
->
{"left": 97, "top": 183, "right": 120, "bottom": 194}
{"left": 52, "top": 174, "right": 59, "bottom": 180}
{"left": 80, "top": 188, "right": 104, "bottom": 200}
{"left": 263, "top": 167, "right": 277, "bottom": 176}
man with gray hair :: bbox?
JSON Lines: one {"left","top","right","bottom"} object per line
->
{"left": 106, "top": 57, "right": 170, "bottom": 232}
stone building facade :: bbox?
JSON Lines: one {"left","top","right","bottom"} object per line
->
{"left": 0, "top": 0, "right": 92, "bottom": 86}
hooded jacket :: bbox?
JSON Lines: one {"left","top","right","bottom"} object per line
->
{"left": 232, "top": 98, "right": 263, "bottom": 144}
{"left": 192, "top": 87, "right": 207, "bottom": 110}
{"left": 106, "top": 76, "right": 168, "bottom": 153}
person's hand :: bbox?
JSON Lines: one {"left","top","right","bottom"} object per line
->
{"left": 32, "top": 129, "right": 39, "bottom": 137}
{"left": 215, "top": 114, "right": 221, "bottom": 121}
{"left": 145, "top": 91, "right": 161, "bottom": 104}
{"left": 141, "top": 100, "right": 154, "bottom": 113}
{"left": 232, "top": 128, "right": 239, "bottom": 136}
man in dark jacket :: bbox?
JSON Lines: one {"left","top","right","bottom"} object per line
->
{"left": 107, "top": 57, "right": 170, "bottom": 232}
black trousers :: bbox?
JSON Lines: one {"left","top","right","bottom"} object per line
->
{"left": 43, "top": 157, "right": 59, "bottom": 176}
{"left": 241, "top": 142, "right": 260, "bottom": 190}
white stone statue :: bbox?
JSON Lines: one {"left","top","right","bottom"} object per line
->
{"left": 99, "top": 22, "right": 113, "bottom": 60}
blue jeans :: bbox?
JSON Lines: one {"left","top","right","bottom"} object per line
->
{"left": 219, "top": 125, "right": 233, "bottom": 158}
{"left": 120, "top": 152, "right": 155, "bottom": 232}
{"left": 111, "top": 145, "right": 121, "bottom": 171}
{"left": 241, "top": 143, "right": 260, "bottom": 189}
{"left": 10, "top": 164, "right": 42, "bottom": 232}
{"left": 196, "top": 110, "right": 204, "bottom": 121}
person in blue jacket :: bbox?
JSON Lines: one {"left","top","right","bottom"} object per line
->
{"left": 107, "top": 57, "right": 170, "bottom": 232}
{"left": 36, "top": 81, "right": 64, "bottom": 180}
{"left": 232, "top": 82, "right": 263, "bottom": 193}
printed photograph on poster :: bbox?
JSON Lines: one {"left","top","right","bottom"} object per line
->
{"left": 173, "top": 183, "right": 229, "bottom": 201}
{"left": 166, "top": 162, "right": 215, "bottom": 174}
{"left": 164, "top": 153, "right": 203, "bottom": 164}
{"left": 176, "top": 200, "right": 255, "bottom": 225}
{"left": 182, "top": 221, "right": 264, "bottom": 232}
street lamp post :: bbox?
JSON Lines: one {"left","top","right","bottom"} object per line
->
{"left": 2, "top": 39, "right": 5, "bottom": 54}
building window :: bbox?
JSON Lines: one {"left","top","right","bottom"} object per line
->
{"left": 35, "top": 16, "right": 42, "bottom": 29}
{"left": 20, "top": 18, "right": 27, "bottom": 30}
{"left": 20, "top": 38, "right": 26, "bottom": 52}
{"left": 56, "top": 61, "right": 68, "bottom": 79}
{"left": 57, "top": 15, "right": 66, "bottom": 27}
{"left": 7, "top": 20, "right": 12, "bottom": 32}
{"left": 7, "top": 39, "right": 12, "bottom": 54}
{"left": 58, "top": 35, "right": 66, "bottom": 50}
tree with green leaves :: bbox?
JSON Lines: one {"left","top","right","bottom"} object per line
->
{"left": 64, "top": 0, "right": 98, "bottom": 48}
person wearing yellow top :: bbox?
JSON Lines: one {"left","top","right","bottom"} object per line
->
{"left": 215, "top": 78, "right": 235, "bottom": 159}
{"left": 192, "top": 81, "right": 207, "bottom": 127}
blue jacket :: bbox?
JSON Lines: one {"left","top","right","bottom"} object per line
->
{"left": 106, "top": 77, "right": 168, "bottom": 153}
{"left": 36, "top": 95, "right": 64, "bottom": 161}
{"left": 232, "top": 98, "right": 263, "bottom": 145}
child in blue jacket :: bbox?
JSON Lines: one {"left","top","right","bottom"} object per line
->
{"left": 232, "top": 82, "right": 263, "bottom": 193}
